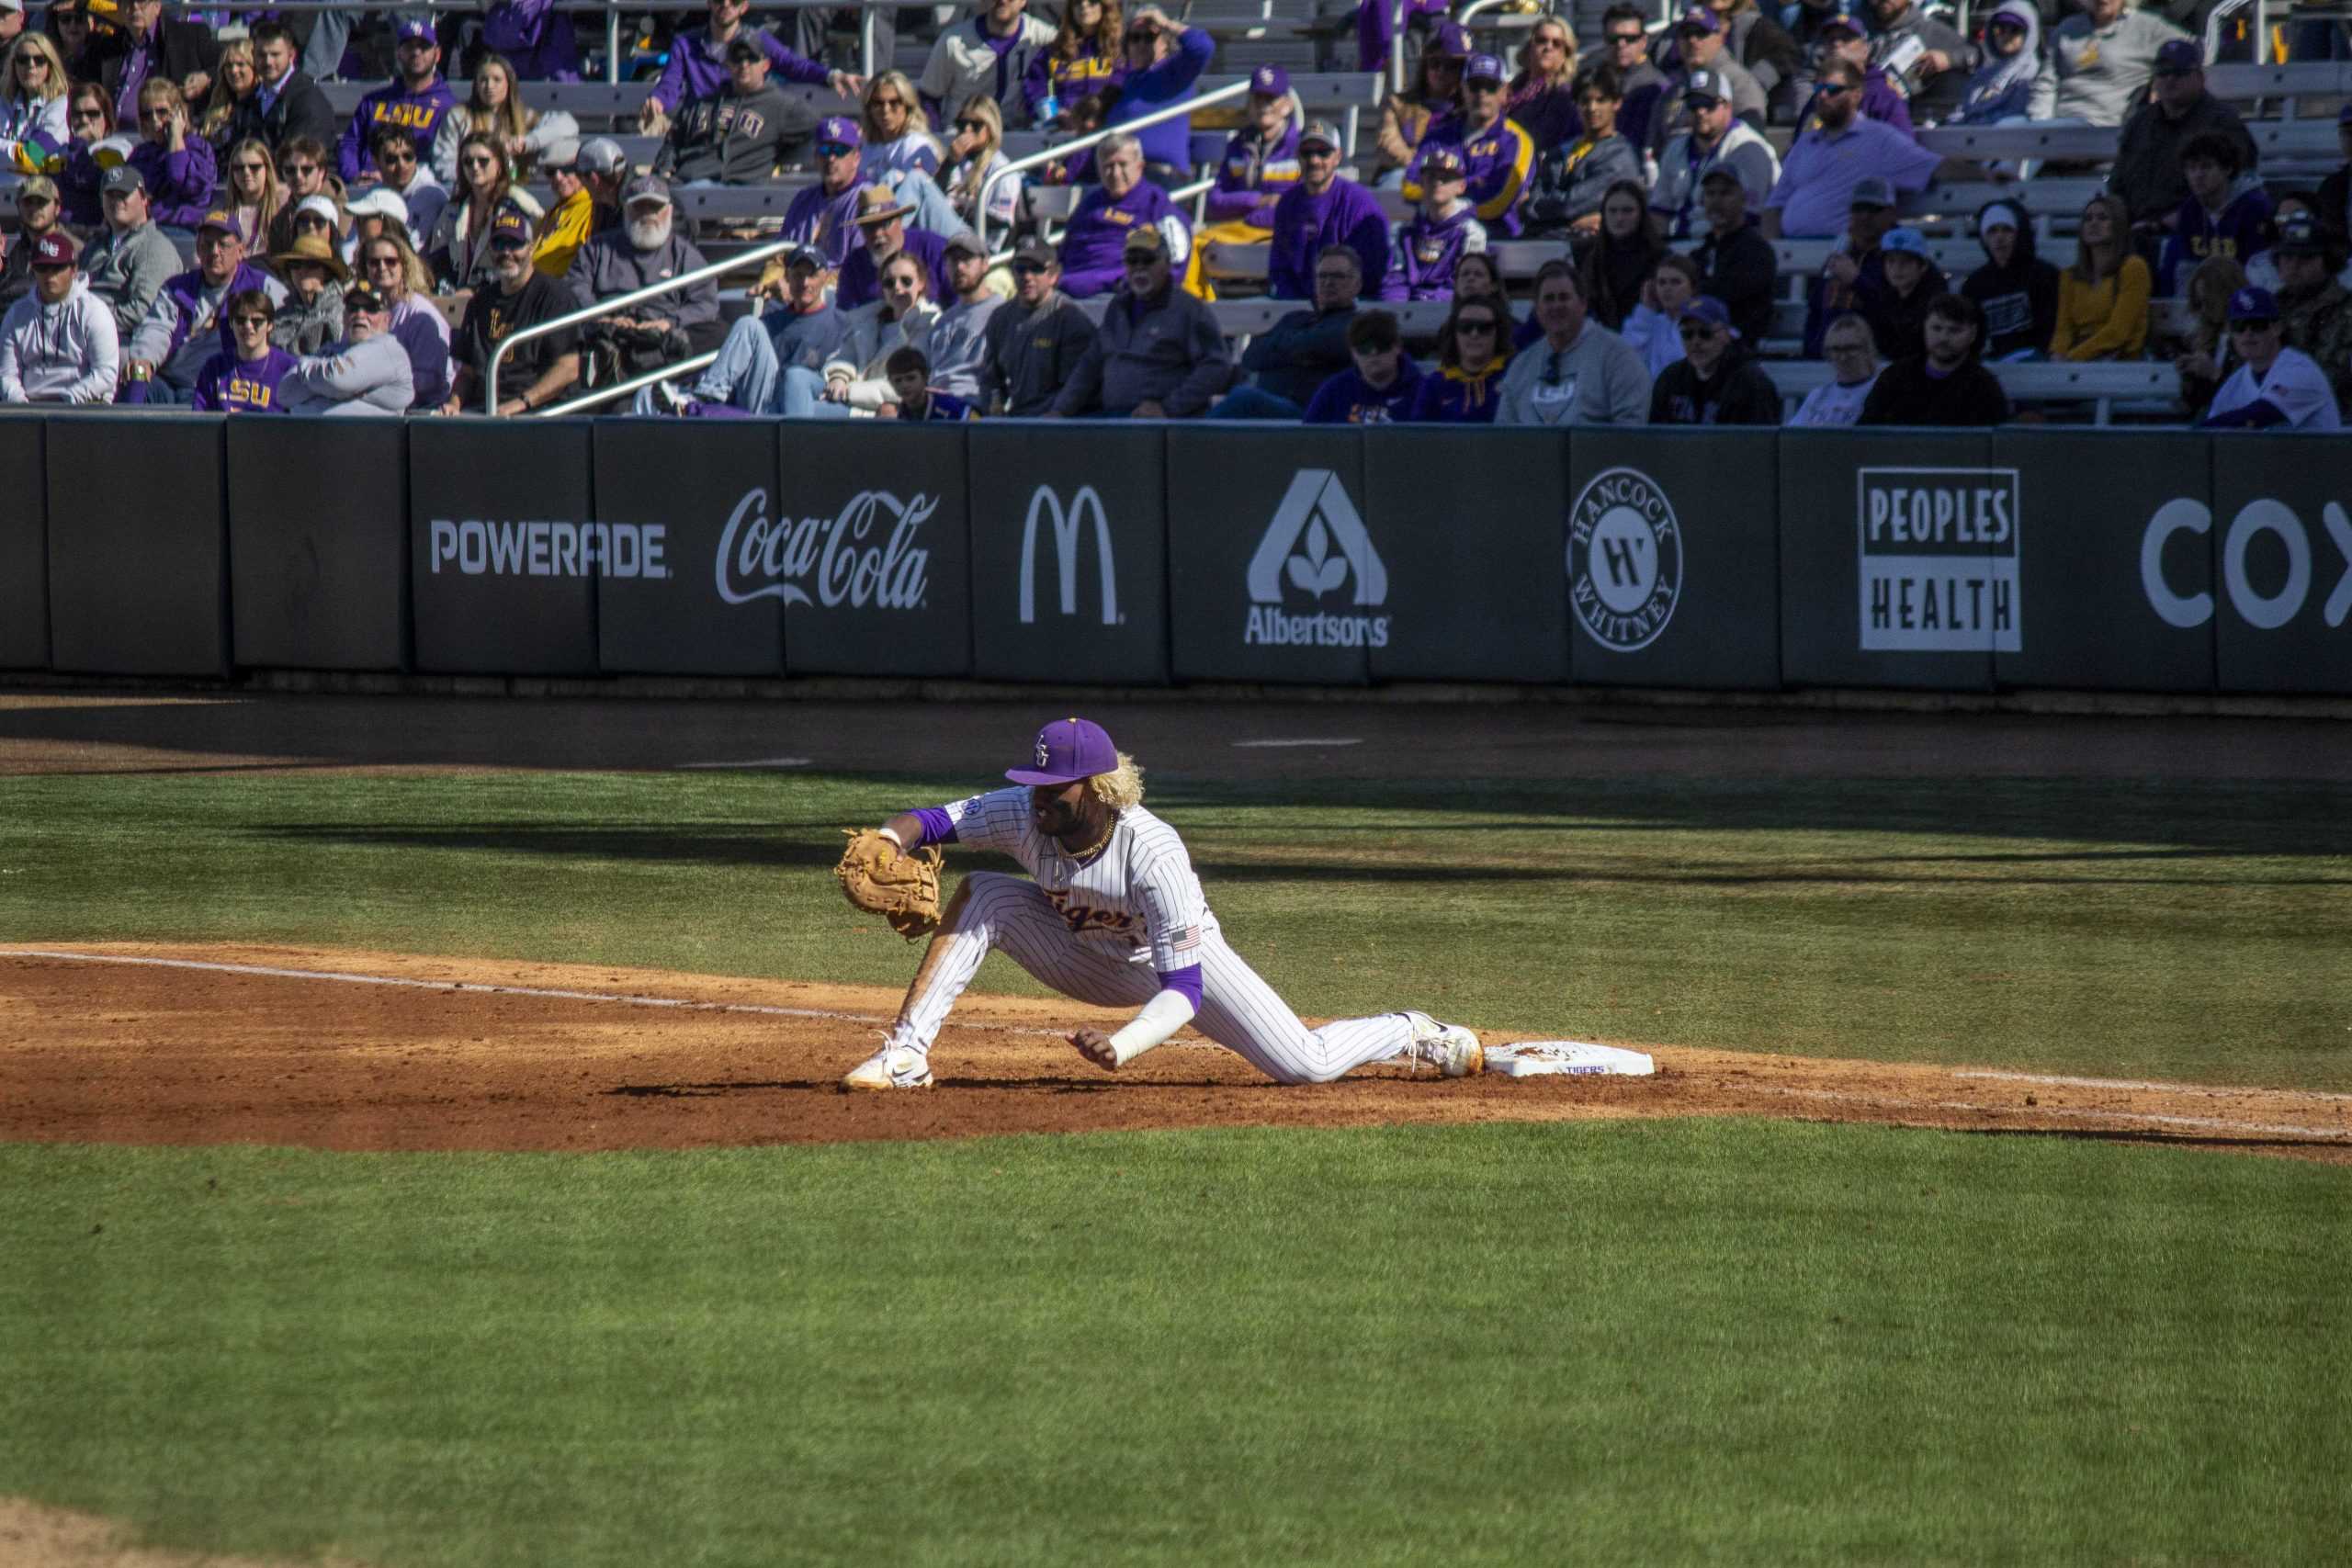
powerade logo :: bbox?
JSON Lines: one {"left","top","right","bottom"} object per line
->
{"left": 428, "top": 519, "right": 669, "bottom": 578}
{"left": 1857, "top": 468, "right": 2020, "bottom": 652}
{"left": 1243, "top": 469, "right": 1390, "bottom": 649}
{"left": 1569, "top": 467, "right": 1681, "bottom": 653}
{"left": 2142, "top": 498, "right": 2352, "bottom": 629}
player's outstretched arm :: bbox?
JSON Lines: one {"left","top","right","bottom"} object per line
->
{"left": 1070, "top": 980, "right": 1199, "bottom": 1072}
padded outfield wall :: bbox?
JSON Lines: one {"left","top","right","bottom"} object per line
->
{"left": 1, "top": 412, "right": 2346, "bottom": 695}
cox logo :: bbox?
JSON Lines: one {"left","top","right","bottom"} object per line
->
{"left": 2143, "top": 500, "right": 2352, "bottom": 630}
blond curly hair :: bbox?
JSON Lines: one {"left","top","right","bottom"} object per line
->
{"left": 1089, "top": 752, "right": 1145, "bottom": 809}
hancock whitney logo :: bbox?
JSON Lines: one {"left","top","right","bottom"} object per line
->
{"left": 1569, "top": 468, "right": 1682, "bottom": 652}
{"left": 1244, "top": 469, "right": 1390, "bottom": 648}
{"left": 1019, "top": 484, "right": 1120, "bottom": 626}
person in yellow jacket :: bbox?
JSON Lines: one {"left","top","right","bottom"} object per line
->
{"left": 2050, "top": 191, "right": 2151, "bottom": 360}
{"left": 531, "top": 146, "right": 597, "bottom": 279}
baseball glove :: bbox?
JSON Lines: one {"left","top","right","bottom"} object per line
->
{"left": 833, "top": 829, "right": 944, "bottom": 940}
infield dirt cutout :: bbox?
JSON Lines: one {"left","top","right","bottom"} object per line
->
{"left": 3, "top": 942, "right": 2346, "bottom": 1161}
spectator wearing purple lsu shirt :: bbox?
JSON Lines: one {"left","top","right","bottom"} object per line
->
{"left": 645, "top": 0, "right": 847, "bottom": 120}
{"left": 123, "top": 80, "right": 217, "bottom": 231}
{"left": 191, "top": 286, "right": 297, "bottom": 412}
{"left": 1058, "top": 133, "right": 1193, "bottom": 298}
{"left": 1304, "top": 308, "right": 1425, "bottom": 423}
{"left": 834, "top": 184, "right": 956, "bottom": 311}
{"left": 1268, "top": 120, "right": 1388, "bottom": 299}
{"left": 1403, "top": 54, "right": 1536, "bottom": 239}
{"left": 1761, "top": 58, "right": 1973, "bottom": 240}
{"left": 1381, "top": 145, "right": 1487, "bottom": 302}
{"left": 481, "top": 0, "right": 581, "bottom": 83}
{"left": 336, "top": 19, "right": 456, "bottom": 185}
{"left": 782, "top": 118, "right": 871, "bottom": 269}
{"left": 1202, "top": 65, "right": 1301, "bottom": 235}
{"left": 2159, "top": 131, "right": 2274, "bottom": 296}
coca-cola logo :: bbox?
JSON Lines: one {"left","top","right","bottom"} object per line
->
{"left": 714, "top": 488, "right": 933, "bottom": 610}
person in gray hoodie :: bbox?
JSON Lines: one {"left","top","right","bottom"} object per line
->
{"left": 1047, "top": 226, "right": 1228, "bottom": 419}
{"left": 0, "top": 229, "right": 119, "bottom": 403}
{"left": 652, "top": 37, "right": 811, "bottom": 186}
{"left": 1951, "top": 3, "right": 2040, "bottom": 125}
{"left": 276, "top": 284, "right": 414, "bottom": 415}
{"left": 1495, "top": 258, "right": 1651, "bottom": 425}
{"left": 2030, "top": 0, "right": 2190, "bottom": 129}
{"left": 77, "top": 165, "right": 179, "bottom": 342}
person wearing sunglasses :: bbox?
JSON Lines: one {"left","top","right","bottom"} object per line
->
{"left": 356, "top": 228, "right": 447, "bottom": 409}
{"left": 1646, "top": 65, "right": 1778, "bottom": 243}
{"left": 780, "top": 116, "right": 870, "bottom": 269}
{"left": 1378, "top": 144, "right": 1485, "bottom": 303}
{"left": 860, "top": 69, "right": 946, "bottom": 180}
{"left": 1504, "top": 16, "right": 1582, "bottom": 154}
{"left": 641, "top": 0, "right": 853, "bottom": 137}
{"left": 2197, "top": 286, "right": 2343, "bottom": 431}
{"left": 1496, "top": 257, "right": 1651, "bottom": 426}
{"left": 121, "top": 209, "right": 288, "bottom": 404}
{"left": 978, "top": 234, "right": 1093, "bottom": 416}
{"left": 1406, "top": 293, "right": 1512, "bottom": 423}
{"left": 915, "top": 0, "right": 1053, "bottom": 130}
{"left": 1099, "top": 4, "right": 1210, "bottom": 186}
{"left": 1402, "top": 52, "right": 1532, "bottom": 239}
{"left": 126, "top": 79, "right": 218, "bottom": 232}
{"left": 1793, "top": 15, "right": 1910, "bottom": 140}
{"left": 1199, "top": 63, "right": 1298, "bottom": 249}
{"left": 1761, "top": 58, "right": 1972, "bottom": 242}
{"left": 277, "top": 281, "right": 413, "bottom": 416}
{"left": 1951, "top": 2, "right": 2039, "bottom": 128}
{"left": 1645, "top": 293, "right": 1780, "bottom": 424}
{"left": 1268, "top": 119, "right": 1387, "bottom": 300}
{"left": 1, "top": 224, "right": 119, "bottom": 404}
{"left": 653, "top": 34, "right": 808, "bottom": 186}
{"left": 0, "top": 32, "right": 67, "bottom": 172}
{"left": 335, "top": 18, "right": 454, "bottom": 187}
{"left": 364, "top": 124, "right": 447, "bottom": 253}
{"left": 54, "top": 83, "right": 119, "bottom": 230}
{"left": 190, "top": 287, "right": 297, "bottom": 412}
{"left": 942, "top": 96, "right": 1019, "bottom": 233}
{"left": 1046, "top": 225, "right": 1228, "bottom": 419}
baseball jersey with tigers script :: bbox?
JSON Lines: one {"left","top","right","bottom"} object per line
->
{"left": 941, "top": 787, "right": 1208, "bottom": 970}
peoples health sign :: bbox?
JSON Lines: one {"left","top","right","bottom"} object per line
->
{"left": 1856, "top": 467, "right": 2021, "bottom": 653}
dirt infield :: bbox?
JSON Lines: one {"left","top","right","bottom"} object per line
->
{"left": 0, "top": 1498, "right": 369, "bottom": 1568}
{"left": 5, "top": 943, "right": 2346, "bottom": 1163}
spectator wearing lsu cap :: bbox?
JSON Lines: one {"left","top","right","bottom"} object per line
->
{"left": 2110, "top": 39, "right": 2256, "bottom": 231}
{"left": 1302, "top": 308, "right": 1422, "bottom": 424}
{"left": 1523, "top": 63, "right": 1639, "bottom": 239}
{"left": 446, "top": 203, "right": 578, "bottom": 414}
{"left": 274, "top": 281, "right": 412, "bottom": 415}
{"left": 783, "top": 118, "right": 872, "bottom": 270}
{"left": 1647, "top": 64, "right": 1779, "bottom": 242}
{"left": 191, "top": 288, "right": 298, "bottom": 412}
{"left": 2159, "top": 131, "right": 2272, "bottom": 297}
{"left": 1213, "top": 243, "right": 1363, "bottom": 419}
{"left": 0, "top": 176, "right": 65, "bottom": 311}
{"left": 1497, "top": 258, "right": 1652, "bottom": 426}
{"left": 123, "top": 207, "right": 287, "bottom": 401}
{"left": 0, "top": 227, "right": 118, "bottom": 404}
{"left": 2198, "top": 287, "right": 2342, "bottom": 431}
{"left": 979, "top": 235, "right": 1095, "bottom": 416}
{"left": 877, "top": 344, "right": 975, "bottom": 423}
{"left": 1951, "top": 4, "right": 2040, "bottom": 127}
{"left": 1690, "top": 164, "right": 1775, "bottom": 344}
{"left": 1962, "top": 199, "right": 2058, "bottom": 362}
{"left": 1646, "top": 294, "right": 1778, "bottom": 424}
{"left": 1267, "top": 120, "right": 1386, "bottom": 300}
{"left": 1404, "top": 53, "right": 1534, "bottom": 239}
{"left": 655, "top": 35, "right": 811, "bottom": 186}
{"left": 2030, "top": 0, "right": 2190, "bottom": 130}
{"left": 2270, "top": 214, "right": 2352, "bottom": 412}
{"left": 1623, "top": 9, "right": 1764, "bottom": 161}
{"left": 918, "top": 0, "right": 1055, "bottom": 129}
{"left": 1198, "top": 65, "right": 1300, "bottom": 251}
{"left": 836, "top": 182, "right": 956, "bottom": 312}
{"left": 79, "top": 164, "right": 179, "bottom": 342}
{"left": 1794, "top": 14, "right": 1911, "bottom": 140}
{"left": 1859, "top": 224, "right": 1948, "bottom": 364}
{"left": 569, "top": 175, "right": 722, "bottom": 360}
{"left": 1057, "top": 133, "right": 1193, "bottom": 299}
{"left": 1860, "top": 291, "right": 2007, "bottom": 426}
{"left": 336, "top": 19, "right": 455, "bottom": 186}
{"left": 1047, "top": 224, "right": 1227, "bottom": 418}
{"left": 1379, "top": 144, "right": 1486, "bottom": 302}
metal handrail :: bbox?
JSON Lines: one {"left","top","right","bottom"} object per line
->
{"left": 972, "top": 76, "right": 1252, "bottom": 251}
{"left": 537, "top": 349, "right": 720, "bottom": 415}
{"left": 485, "top": 232, "right": 800, "bottom": 412}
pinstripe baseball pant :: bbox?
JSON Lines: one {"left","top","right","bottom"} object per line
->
{"left": 886, "top": 872, "right": 1418, "bottom": 1084}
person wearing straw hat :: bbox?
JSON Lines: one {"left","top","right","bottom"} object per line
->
{"left": 267, "top": 225, "right": 347, "bottom": 355}
{"left": 834, "top": 180, "right": 955, "bottom": 310}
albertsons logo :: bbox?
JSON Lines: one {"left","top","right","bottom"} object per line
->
{"left": 1244, "top": 469, "right": 1390, "bottom": 648}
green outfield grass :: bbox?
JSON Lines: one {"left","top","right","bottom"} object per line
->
{"left": 0, "top": 770, "right": 2345, "bottom": 1089}
{"left": 4, "top": 1122, "right": 2347, "bottom": 1567}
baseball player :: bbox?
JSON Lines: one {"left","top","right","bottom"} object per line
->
{"left": 840, "top": 716, "right": 1483, "bottom": 1090}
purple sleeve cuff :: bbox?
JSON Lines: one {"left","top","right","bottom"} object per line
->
{"left": 1156, "top": 964, "right": 1202, "bottom": 1009}
{"left": 906, "top": 807, "right": 958, "bottom": 846}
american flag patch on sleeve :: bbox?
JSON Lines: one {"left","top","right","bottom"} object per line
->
{"left": 1170, "top": 925, "right": 1200, "bottom": 953}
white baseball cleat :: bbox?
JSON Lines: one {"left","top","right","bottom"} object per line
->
{"left": 840, "top": 1045, "right": 935, "bottom": 1092}
{"left": 1400, "top": 1011, "right": 1483, "bottom": 1077}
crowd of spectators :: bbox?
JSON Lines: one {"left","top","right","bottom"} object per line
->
{"left": 1, "top": 0, "right": 2348, "bottom": 430}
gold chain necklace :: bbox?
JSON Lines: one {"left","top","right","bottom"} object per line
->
{"left": 1065, "top": 813, "right": 1115, "bottom": 862}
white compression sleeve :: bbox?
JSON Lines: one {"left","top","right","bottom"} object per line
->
{"left": 1106, "top": 987, "right": 1198, "bottom": 1067}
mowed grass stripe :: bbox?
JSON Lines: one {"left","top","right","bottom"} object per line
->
{"left": 0, "top": 771, "right": 2345, "bottom": 1089}
{"left": 2, "top": 1121, "right": 2347, "bottom": 1566}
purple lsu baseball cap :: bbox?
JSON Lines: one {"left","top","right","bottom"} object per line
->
{"left": 1007, "top": 716, "right": 1118, "bottom": 786}
{"left": 1250, "top": 63, "right": 1290, "bottom": 96}
{"left": 819, "top": 115, "right": 863, "bottom": 148}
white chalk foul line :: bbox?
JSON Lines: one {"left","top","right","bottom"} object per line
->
{"left": 676, "top": 757, "right": 812, "bottom": 770}
{"left": 1230, "top": 739, "right": 1364, "bottom": 749}
{"left": 0, "top": 949, "right": 1086, "bottom": 1041}
{"left": 1954, "top": 1069, "right": 2352, "bottom": 1105}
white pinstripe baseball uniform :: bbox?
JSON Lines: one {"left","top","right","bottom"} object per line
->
{"left": 882, "top": 786, "right": 1425, "bottom": 1084}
